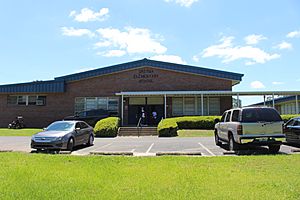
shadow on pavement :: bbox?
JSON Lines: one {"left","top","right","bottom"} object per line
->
{"left": 30, "top": 144, "right": 93, "bottom": 154}
{"left": 218, "top": 143, "right": 288, "bottom": 156}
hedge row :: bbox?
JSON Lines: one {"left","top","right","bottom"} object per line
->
{"left": 281, "top": 115, "right": 300, "bottom": 122}
{"left": 157, "top": 118, "right": 178, "bottom": 137}
{"left": 157, "top": 116, "right": 221, "bottom": 137}
{"left": 157, "top": 114, "right": 300, "bottom": 137}
{"left": 94, "top": 117, "right": 120, "bottom": 137}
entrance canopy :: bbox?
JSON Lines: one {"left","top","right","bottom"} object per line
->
{"left": 116, "top": 91, "right": 300, "bottom": 125}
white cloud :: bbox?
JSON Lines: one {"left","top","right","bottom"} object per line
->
{"left": 99, "top": 50, "right": 127, "bottom": 57}
{"left": 272, "top": 81, "right": 284, "bottom": 85}
{"left": 96, "top": 27, "right": 167, "bottom": 56}
{"left": 250, "top": 81, "right": 265, "bottom": 89}
{"left": 150, "top": 55, "right": 186, "bottom": 64}
{"left": 69, "top": 8, "right": 109, "bottom": 22}
{"left": 74, "top": 67, "right": 97, "bottom": 73}
{"left": 286, "top": 30, "right": 300, "bottom": 38}
{"left": 61, "top": 27, "right": 95, "bottom": 37}
{"left": 200, "top": 36, "right": 280, "bottom": 65}
{"left": 94, "top": 41, "right": 111, "bottom": 48}
{"left": 244, "top": 34, "right": 267, "bottom": 45}
{"left": 192, "top": 55, "right": 199, "bottom": 62}
{"left": 275, "top": 41, "right": 293, "bottom": 50}
{"left": 164, "top": 0, "right": 199, "bottom": 7}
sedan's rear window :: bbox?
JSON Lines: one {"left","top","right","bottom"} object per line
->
{"left": 241, "top": 108, "right": 282, "bottom": 123}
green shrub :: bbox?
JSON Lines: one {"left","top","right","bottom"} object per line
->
{"left": 174, "top": 116, "right": 221, "bottom": 130}
{"left": 157, "top": 118, "right": 178, "bottom": 137}
{"left": 94, "top": 117, "right": 120, "bottom": 137}
{"left": 281, "top": 114, "right": 300, "bottom": 122}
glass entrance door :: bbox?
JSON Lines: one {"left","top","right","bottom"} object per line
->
{"left": 128, "top": 97, "right": 164, "bottom": 126}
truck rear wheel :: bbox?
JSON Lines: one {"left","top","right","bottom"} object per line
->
{"left": 268, "top": 144, "right": 280, "bottom": 154}
{"left": 214, "top": 132, "right": 222, "bottom": 146}
{"left": 229, "top": 135, "right": 239, "bottom": 151}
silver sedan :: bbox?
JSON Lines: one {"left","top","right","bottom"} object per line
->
{"left": 31, "top": 120, "right": 94, "bottom": 151}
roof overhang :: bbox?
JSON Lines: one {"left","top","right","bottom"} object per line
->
{"left": 116, "top": 90, "right": 300, "bottom": 97}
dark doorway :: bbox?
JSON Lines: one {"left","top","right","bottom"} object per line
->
{"left": 127, "top": 97, "right": 164, "bottom": 126}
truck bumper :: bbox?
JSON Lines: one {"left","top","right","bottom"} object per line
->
{"left": 239, "top": 135, "right": 286, "bottom": 145}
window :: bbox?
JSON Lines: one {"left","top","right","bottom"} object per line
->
{"left": 232, "top": 110, "right": 240, "bottom": 122}
{"left": 74, "top": 97, "right": 119, "bottom": 115}
{"left": 97, "top": 98, "right": 107, "bottom": 110}
{"left": 184, "top": 97, "right": 195, "bottom": 115}
{"left": 80, "top": 122, "right": 88, "bottom": 129}
{"left": 7, "top": 95, "right": 46, "bottom": 106}
{"left": 225, "top": 111, "right": 231, "bottom": 122}
{"left": 108, "top": 98, "right": 119, "bottom": 114}
{"left": 172, "top": 98, "right": 183, "bottom": 116}
{"left": 241, "top": 108, "right": 282, "bottom": 122}
{"left": 220, "top": 112, "right": 226, "bottom": 122}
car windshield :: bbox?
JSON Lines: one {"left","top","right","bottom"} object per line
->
{"left": 46, "top": 122, "right": 74, "bottom": 131}
{"left": 242, "top": 108, "right": 282, "bottom": 123}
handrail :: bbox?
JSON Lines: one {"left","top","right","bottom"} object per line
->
{"left": 137, "top": 117, "right": 142, "bottom": 137}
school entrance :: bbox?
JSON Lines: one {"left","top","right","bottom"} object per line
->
{"left": 127, "top": 97, "right": 164, "bottom": 126}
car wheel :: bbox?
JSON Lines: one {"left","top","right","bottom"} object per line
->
{"left": 214, "top": 132, "right": 222, "bottom": 146}
{"left": 268, "top": 144, "right": 280, "bottom": 154}
{"left": 87, "top": 134, "right": 94, "bottom": 146}
{"left": 229, "top": 135, "right": 239, "bottom": 151}
{"left": 67, "top": 138, "right": 74, "bottom": 151}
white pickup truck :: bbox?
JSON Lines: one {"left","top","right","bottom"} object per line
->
{"left": 214, "top": 107, "right": 285, "bottom": 153}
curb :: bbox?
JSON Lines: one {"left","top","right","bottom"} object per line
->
{"left": 0, "top": 150, "right": 13, "bottom": 153}
{"left": 223, "top": 151, "right": 236, "bottom": 155}
{"left": 156, "top": 152, "right": 202, "bottom": 156}
{"left": 90, "top": 151, "right": 133, "bottom": 156}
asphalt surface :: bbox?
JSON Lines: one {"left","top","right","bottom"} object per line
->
{"left": 1, "top": 136, "right": 300, "bottom": 156}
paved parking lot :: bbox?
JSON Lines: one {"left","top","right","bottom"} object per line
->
{"left": 1, "top": 136, "right": 300, "bottom": 156}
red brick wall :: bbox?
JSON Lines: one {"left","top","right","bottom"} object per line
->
{"left": 0, "top": 66, "right": 233, "bottom": 127}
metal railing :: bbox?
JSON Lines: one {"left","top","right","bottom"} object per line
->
{"left": 137, "top": 117, "right": 142, "bottom": 137}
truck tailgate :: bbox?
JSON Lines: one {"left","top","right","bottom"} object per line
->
{"left": 242, "top": 122, "right": 283, "bottom": 135}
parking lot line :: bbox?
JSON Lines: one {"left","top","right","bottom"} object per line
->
{"left": 198, "top": 142, "right": 215, "bottom": 156}
{"left": 95, "top": 142, "right": 113, "bottom": 151}
{"left": 146, "top": 143, "right": 154, "bottom": 153}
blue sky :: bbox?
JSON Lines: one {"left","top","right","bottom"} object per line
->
{"left": 1, "top": 0, "right": 300, "bottom": 105}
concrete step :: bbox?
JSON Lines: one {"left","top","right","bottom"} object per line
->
{"left": 118, "top": 127, "right": 158, "bottom": 136}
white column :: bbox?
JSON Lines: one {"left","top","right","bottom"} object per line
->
{"left": 272, "top": 93, "right": 275, "bottom": 108}
{"left": 201, "top": 94, "right": 204, "bottom": 116}
{"left": 121, "top": 95, "right": 124, "bottom": 126}
{"left": 164, "top": 94, "right": 167, "bottom": 118}
{"left": 296, "top": 95, "right": 299, "bottom": 114}
{"left": 207, "top": 96, "right": 210, "bottom": 116}
{"left": 195, "top": 96, "right": 197, "bottom": 115}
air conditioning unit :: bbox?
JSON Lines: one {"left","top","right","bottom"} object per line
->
{"left": 36, "top": 100, "right": 45, "bottom": 106}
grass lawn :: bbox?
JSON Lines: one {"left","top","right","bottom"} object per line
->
{"left": 0, "top": 128, "right": 42, "bottom": 136}
{"left": 177, "top": 129, "right": 214, "bottom": 137}
{"left": 0, "top": 153, "right": 299, "bottom": 199}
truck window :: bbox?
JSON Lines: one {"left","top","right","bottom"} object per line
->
{"left": 232, "top": 110, "right": 240, "bottom": 122}
{"left": 241, "top": 108, "right": 282, "bottom": 122}
{"left": 225, "top": 111, "right": 231, "bottom": 122}
{"left": 220, "top": 112, "right": 226, "bottom": 122}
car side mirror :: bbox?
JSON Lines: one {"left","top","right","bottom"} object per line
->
{"left": 75, "top": 127, "right": 81, "bottom": 131}
{"left": 43, "top": 127, "right": 47, "bottom": 131}
{"left": 214, "top": 118, "right": 220, "bottom": 123}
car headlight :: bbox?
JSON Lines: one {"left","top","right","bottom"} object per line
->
{"left": 54, "top": 137, "right": 63, "bottom": 141}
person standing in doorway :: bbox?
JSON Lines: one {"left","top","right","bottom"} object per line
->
{"left": 152, "top": 110, "right": 157, "bottom": 125}
{"left": 141, "top": 107, "right": 146, "bottom": 126}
